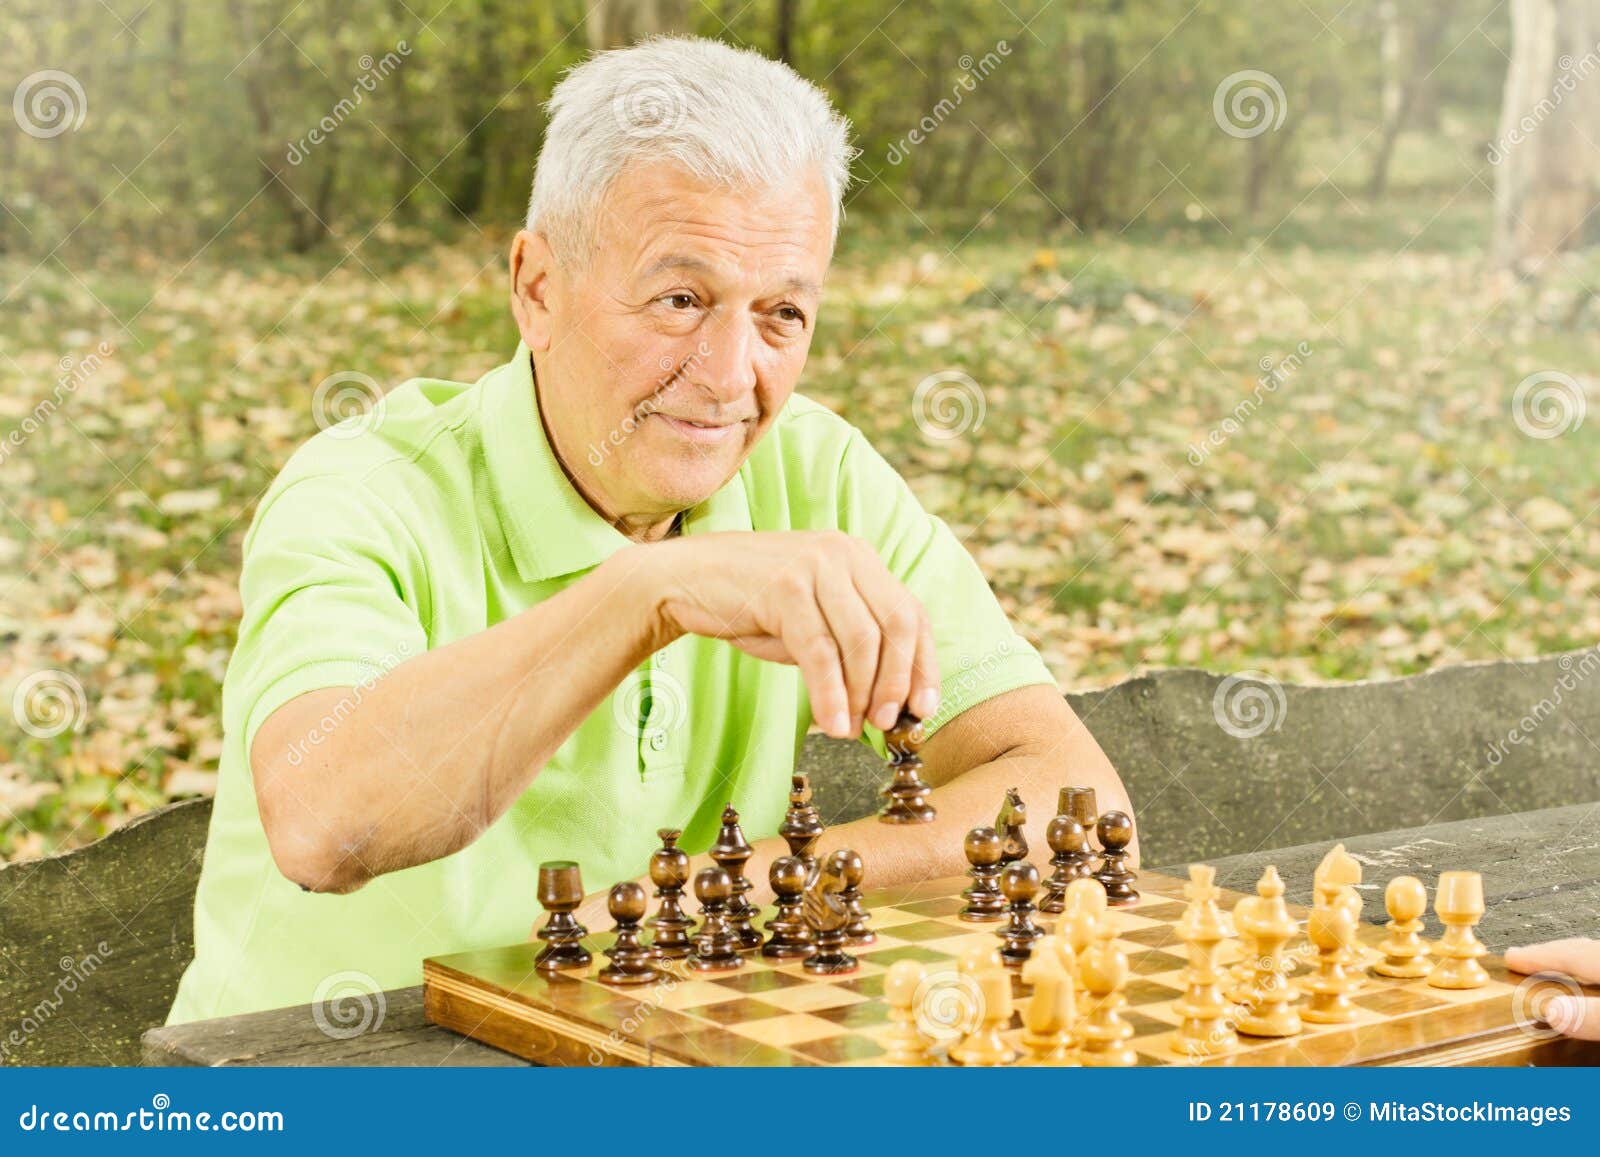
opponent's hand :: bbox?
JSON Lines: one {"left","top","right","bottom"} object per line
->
{"left": 633, "top": 530, "right": 940, "bottom": 738}
{"left": 1505, "top": 938, "right": 1600, "bottom": 1040}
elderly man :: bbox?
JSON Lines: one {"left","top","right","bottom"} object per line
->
{"left": 168, "top": 36, "right": 1127, "bottom": 1023}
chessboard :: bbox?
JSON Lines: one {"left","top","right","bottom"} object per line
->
{"left": 422, "top": 868, "right": 1594, "bottom": 1067}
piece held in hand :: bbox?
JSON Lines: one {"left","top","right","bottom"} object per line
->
{"left": 998, "top": 860, "right": 1045, "bottom": 968}
{"left": 882, "top": 960, "right": 933, "bottom": 1066}
{"left": 837, "top": 848, "right": 875, "bottom": 945}
{"left": 534, "top": 860, "right": 592, "bottom": 973}
{"left": 779, "top": 773, "right": 825, "bottom": 869}
{"left": 599, "top": 882, "right": 660, "bottom": 986}
{"left": 711, "top": 804, "right": 763, "bottom": 951}
{"left": 688, "top": 866, "right": 744, "bottom": 973}
{"left": 1093, "top": 811, "right": 1140, "bottom": 906}
{"left": 1428, "top": 870, "right": 1489, "bottom": 990}
{"left": 1172, "top": 864, "right": 1237, "bottom": 1057}
{"left": 959, "top": 826, "right": 1007, "bottom": 922}
{"left": 802, "top": 849, "right": 858, "bottom": 975}
{"left": 996, "top": 787, "right": 1029, "bottom": 864}
{"left": 646, "top": 828, "right": 695, "bottom": 960}
{"left": 1374, "top": 875, "right": 1431, "bottom": 979}
{"left": 1040, "top": 814, "right": 1093, "bottom": 914}
{"left": 879, "top": 711, "right": 936, "bottom": 823}
{"left": 761, "top": 856, "right": 813, "bottom": 959}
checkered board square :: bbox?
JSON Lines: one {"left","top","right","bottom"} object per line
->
{"left": 421, "top": 870, "right": 1573, "bottom": 1067}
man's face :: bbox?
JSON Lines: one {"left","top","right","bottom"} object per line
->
{"left": 513, "top": 162, "right": 833, "bottom": 526}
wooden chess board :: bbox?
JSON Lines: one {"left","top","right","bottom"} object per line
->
{"left": 422, "top": 870, "right": 1600, "bottom": 1067}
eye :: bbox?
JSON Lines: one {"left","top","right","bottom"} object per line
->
{"left": 774, "top": 304, "right": 807, "bottom": 325}
{"left": 660, "top": 292, "right": 698, "bottom": 311}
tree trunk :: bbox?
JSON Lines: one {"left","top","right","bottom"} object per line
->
{"left": 774, "top": 0, "right": 796, "bottom": 65}
{"left": 585, "top": 0, "right": 691, "bottom": 50}
{"left": 1492, "top": 0, "right": 1600, "bottom": 271}
{"left": 1367, "top": 0, "right": 1452, "bottom": 202}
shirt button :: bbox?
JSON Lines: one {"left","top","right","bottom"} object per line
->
{"left": 646, "top": 728, "right": 667, "bottom": 751}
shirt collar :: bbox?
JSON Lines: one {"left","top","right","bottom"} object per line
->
{"left": 480, "top": 343, "right": 753, "bottom": 583}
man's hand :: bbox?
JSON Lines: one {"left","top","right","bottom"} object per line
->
{"left": 1505, "top": 938, "right": 1600, "bottom": 1040}
{"left": 632, "top": 531, "right": 940, "bottom": 738}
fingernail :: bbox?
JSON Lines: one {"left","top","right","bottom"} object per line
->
{"left": 912, "top": 688, "right": 940, "bottom": 719}
{"left": 827, "top": 711, "right": 850, "bottom": 736}
{"left": 871, "top": 702, "right": 898, "bottom": 731}
{"left": 1543, "top": 995, "right": 1580, "bottom": 1032}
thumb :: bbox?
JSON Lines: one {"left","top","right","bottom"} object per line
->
{"left": 1541, "top": 995, "right": 1600, "bottom": 1042}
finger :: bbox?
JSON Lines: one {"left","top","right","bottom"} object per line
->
{"left": 1505, "top": 938, "right": 1600, "bottom": 985}
{"left": 814, "top": 564, "right": 881, "bottom": 735}
{"left": 908, "top": 606, "right": 941, "bottom": 722}
{"left": 1542, "top": 995, "right": 1600, "bottom": 1041}
{"left": 860, "top": 580, "right": 920, "bottom": 732}
{"left": 778, "top": 596, "right": 851, "bottom": 739}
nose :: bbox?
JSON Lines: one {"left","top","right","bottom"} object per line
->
{"left": 686, "top": 310, "right": 758, "bottom": 406}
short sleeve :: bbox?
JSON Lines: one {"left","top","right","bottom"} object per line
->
{"left": 835, "top": 431, "right": 1057, "bottom": 757}
{"left": 223, "top": 475, "right": 430, "bottom": 759}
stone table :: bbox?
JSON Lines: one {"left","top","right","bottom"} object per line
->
{"left": 142, "top": 802, "right": 1600, "bottom": 1066}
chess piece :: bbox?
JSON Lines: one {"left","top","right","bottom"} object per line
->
{"left": 711, "top": 804, "right": 763, "bottom": 951}
{"left": 1059, "top": 786, "right": 1099, "bottom": 851}
{"left": 838, "top": 848, "right": 876, "bottom": 945}
{"left": 998, "top": 860, "right": 1044, "bottom": 967}
{"left": 882, "top": 960, "right": 934, "bottom": 1066}
{"left": 1077, "top": 912, "right": 1136, "bottom": 1066}
{"left": 1039, "top": 814, "right": 1093, "bottom": 915}
{"left": 779, "top": 773, "right": 825, "bottom": 870}
{"left": 959, "top": 826, "right": 1007, "bottom": 922}
{"left": 1313, "top": 843, "right": 1365, "bottom": 972}
{"left": 1020, "top": 936, "right": 1079, "bottom": 1065}
{"left": 879, "top": 711, "right": 936, "bottom": 823}
{"left": 1300, "top": 903, "right": 1360, "bottom": 1023}
{"left": 646, "top": 828, "right": 695, "bottom": 960}
{"left": 949, "top": 944, "right": 1018, "bottom": 1066}
{"left": 534, "top": 860, "right": 592, "bottom": 972}
{"left": 1374, "top": 875, "right": 1431, "bottom": 979}
{"left": 1172, "top": 865, "right": 1238, "bottom": 1057}
{"left": 995, "top": 787, "right": 1028, "bottom": 864}
{"left": 802, "top": 849, "right": 858, "bottom": 975}
{"left": 1235, "top": 866, "right": 1302, "bottom": 1037}
{"left": 1093, "top": 811, "right": 1140, "bottom": 906}
{"left": 599, "top": 882, "right": 661, "bottom": 986}
{"left": 761, "top": 855, "right": 813, "bottom": 958}
{"left": 688, "top": 866, "right": 743, "bottom": 973}
{"left": 1428, "top": 870, "right": 1489, "bottom": 990}
{"left": 1061, "top": 877, "right": 1109, "bottom": 978}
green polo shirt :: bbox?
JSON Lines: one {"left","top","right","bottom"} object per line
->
{"left": 167, "top": 342, "right": 1054, "bottom": 1023}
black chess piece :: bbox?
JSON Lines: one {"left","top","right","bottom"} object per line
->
{"left": 711, "top": 804, "right": 764, "bottom": 951}
{"left": 534, "top": 860, "right": 592, "bottom": 972}
{"left": 959, "top": 826, "right": 1007, "bottom": 922}
{"left": 688, "top": 866, "right": 744, "bottom": 972}
{"left": 761, "top": 856, "right": 812, "bottom": 959}
{"left": 779, "top": 773, "right": 825, "bottom": 870}
{"left": 837, "top": 848, "right": 875, "bottom": 945}
{"left": 878, "top": 711, "right": 936, "bottom": 823}
{"left": 802, "top": 850, "right": 857, "bottom": 975}
{"left": 996, "top": 787, "right": 1028, "bottom": 864}
{"left": 646, "top": 828, "right": 695, "bottom": 959}
{"left": 1060, "top": 786, "right": 1099, "bottom": 852}
{"left": 1039, "top": 814, "right": 1093, "bottom": 914}
{"left": 599, "top": 882, "right": 660, "bottom": 986}
{"left": 1094, "top": 810, "right": 1140, "bottom": 906}
{"left": 998, "top": 861, "right": 1044, "bottom": 968}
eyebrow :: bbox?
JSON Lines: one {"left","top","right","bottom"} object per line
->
{"left": 639, "top": 254, "right": 822, "bottom": 296}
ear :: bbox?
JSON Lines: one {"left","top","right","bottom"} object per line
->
{"left": 509, "top": 229, "right": 557, "bottom": 353}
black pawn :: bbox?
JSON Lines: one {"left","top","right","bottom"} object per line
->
{"left": 838, "top": 848, "right": 875, "bottom": 945}
{"left": 998, "top": 861, "right": 1044, "bottom": 968}
{"left": 599, "top": 882, "right": 660, "bottom": 986}
{"left": 1039, "top": 814, "right": 1092, "bottom": 914}
{"left": 1094, "top": 810, "right": 1140, "bottom": 906}
{"left": 711, "top": 804, "right": 763, "bottom": 951}
{"left": 689, "top": 866, "right": 744, "bottom": 972}
{"left": 959, "top": 826, "right": 1007, "bottom": 922}
{"left": 646, "top": 828, "right": 695, "bottom": 960}
{"left": 762, "top": 856, "right": 812, "bottom": 958}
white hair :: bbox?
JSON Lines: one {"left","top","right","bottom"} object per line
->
{"left": 525, "top": 36, "right": 856, "bottom": 267}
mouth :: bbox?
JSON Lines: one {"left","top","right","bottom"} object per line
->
{"left": 653, "top": 414, "right": 748, "bottom": 446}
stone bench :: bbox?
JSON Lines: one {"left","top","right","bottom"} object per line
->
{"left": 4, "top": 653, "right": 1597, "bottom": 1065}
